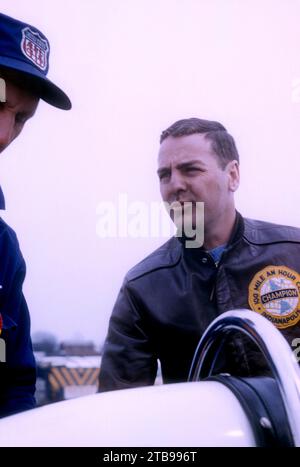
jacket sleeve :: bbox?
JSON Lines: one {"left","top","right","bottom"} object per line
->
{"left": 98, "top": 280, "right": 157, "bottom": 392}
{"left": 0, "top": 227, "right": 36, "bottom": 418}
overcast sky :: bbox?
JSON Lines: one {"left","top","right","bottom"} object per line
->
{"left": 1, "top": 0, "right": 300, "bottom": 346}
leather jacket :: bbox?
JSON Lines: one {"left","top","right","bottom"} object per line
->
{"left": 99, "top": 213, "right": 300, "bottom": 391}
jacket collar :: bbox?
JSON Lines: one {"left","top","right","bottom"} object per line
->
{"left": 178, "top": 210, "right": 244, "bottom": 253}
{"left": 243, "top": 217, "right": 300, "bottom": 244}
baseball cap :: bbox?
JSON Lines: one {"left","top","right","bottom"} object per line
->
{"left": 0, "top": 12, "right": 71, "bottom": 110}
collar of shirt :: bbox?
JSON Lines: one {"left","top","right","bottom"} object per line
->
{"left": 207, "top": 244, "right": 226, "bottom": 266}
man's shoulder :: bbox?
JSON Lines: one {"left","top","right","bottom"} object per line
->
{"left": 243, "top": 218, "right": 300, "bottom": 244}
{"left": 125, "top": 237, "right": 182, "bottom": 282}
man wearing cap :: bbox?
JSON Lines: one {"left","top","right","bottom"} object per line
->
{"left": 0, "top": 12, "right": 71, "bottom": 417}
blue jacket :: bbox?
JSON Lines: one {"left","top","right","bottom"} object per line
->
{"left": 0, "top": 215, "right": 36, "bottom": 417}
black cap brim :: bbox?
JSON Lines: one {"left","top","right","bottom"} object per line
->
{"left": 0, "top": 56, "right": 71, "bottom": 110}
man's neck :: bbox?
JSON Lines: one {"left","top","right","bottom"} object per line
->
{"left": 203, "top": 209, "right": 237, "bottom": 250}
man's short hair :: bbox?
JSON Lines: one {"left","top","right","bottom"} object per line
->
{"left": 160, "top": 117, "right": 240, "bottom": 168}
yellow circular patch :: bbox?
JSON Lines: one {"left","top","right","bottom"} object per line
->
{"left": 248, "top": 265, "right": 300, "bottom": 329}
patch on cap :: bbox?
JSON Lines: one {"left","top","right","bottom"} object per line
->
{"left": 21, "top": 26, "right": 49, "bottom": 71}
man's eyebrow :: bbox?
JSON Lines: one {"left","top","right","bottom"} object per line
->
{"left": 177, "top": 159, "right": 206, "bottom": 168}
{"left": 157, "top": 159, "right": 206, "bottom": 176}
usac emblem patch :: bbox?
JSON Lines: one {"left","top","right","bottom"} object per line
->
{"left": 21, "top": 27, "right": 49, "bottom": 71}
{"left": 248, "top": 265, "right": 300, "bottom": 329}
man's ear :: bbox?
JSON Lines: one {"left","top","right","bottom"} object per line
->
{"left": 227, "top": 160, "right": 240, "bottom": 192}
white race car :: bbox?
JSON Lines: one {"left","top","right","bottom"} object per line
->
{"left": 0, "top": 310, "right": 299, "bottom": 447}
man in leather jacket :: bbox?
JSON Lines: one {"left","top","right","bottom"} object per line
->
{"left": 0, "top": 13, "right": 71, "bottom": 417}
{"left": 99, "top": 117, "right": 300, "bottom": 391}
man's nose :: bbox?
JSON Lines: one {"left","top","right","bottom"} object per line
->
{"left": 0, "top": 114, "right": 14, "bottom": 153}
{"left": 169, "top": 171, "right": 187, "bottom": 195}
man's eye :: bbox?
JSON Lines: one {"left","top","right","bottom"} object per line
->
{"left": 185, "top": 167, "right": 198, "bottom": 172}
{"left": 159, "top": 172, "right": 170, "bottom": 180}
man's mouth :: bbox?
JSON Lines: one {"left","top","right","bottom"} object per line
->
{"left": 169, "top": 200, "right": 196, "bottom": 206}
